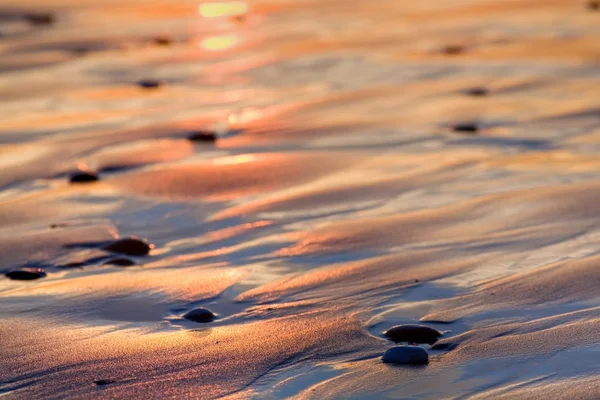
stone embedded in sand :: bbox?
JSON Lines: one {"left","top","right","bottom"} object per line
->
{"left": 587, "top": 1, "right": 600, "bottom": 10}
{"left": 93, "top": 379, "right": 116, "bottom": 386}
{"left": 151, "top": 36, "right": 172, "bottom": 46}
{"left": 103, "top": 237, "right": 153, "bottom": 256}
{"left": 103, "top": 257, "right": 136, "bottom": 267}
{"left": 382, "top": 346, "right": 429, "bottom": 365}
{"left": 441, "top": 45, "right": 465, "bottom": 55}
{"left": 5, "top": 267, "right": 47, "bottom": 280}
{"left": 183, "top": 307, "right": 216, "bottom": 323}
{"left": 465, "top": 87, "right": 488, "bottom": 96}
{"left": 451, "top": 123, "right": 479, "bottom": 134}
{"left": 137, "top": 79, "right": 163, "bottom": 89}
{"left": 383, "top": 324, "right": 442, "bottom": 345}
{"left": 69, "top": 171, "right": 99, "bottom": 183}
{"left": 24, "top": 13, "right": 55, "bottom": 25}
{"left": 187, "top": 131, "right": 217, "bottom": 142}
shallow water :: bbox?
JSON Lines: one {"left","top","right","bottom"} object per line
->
{"left": 1, "top": 0, "right": 600, "bottom": 398}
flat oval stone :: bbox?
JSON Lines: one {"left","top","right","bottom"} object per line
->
{"left": 187, "top": 131, "right": 217, "bottom": 142}
{"left": 69, "top": 171, "right": 99, "bottom": 183}
{"left": 5, "top": 267, "right": 47, "bottom": 280}
{"left": 588, "top": 1, "right": 599, "bottom": 11}
{"left": 25, "top": 13, "right": 55, "bottom": 25}
{"left": 382, "top": 346, "right": 428, "bottom": 365}
{"left": 103, "top": 237, "right": 153, "bottom": 256}
{"left": 451, "top": 123, "right": 479, "bottom": 134}
{"left": 94, "top": 379, "right": 116, "bottom": 386}
{"left": 137, "top": 79, "right": 163, "bottom": 89}
{"left": 464, "top": 87, "right": 488, "bottom": 97}
{"left": 151, "top": 36, "right": 172, "bottom": 46}
{"left": 103, "top": 257, "right": 136, "bottom": 267}
{"left": 183, "top": 307, "right": 216, "bottom": 323}
{"left": 384, "top": 324, "right": 442, "bottom": 345}
{"left": 441, "top": 45, "right": 464, "bottom": 55}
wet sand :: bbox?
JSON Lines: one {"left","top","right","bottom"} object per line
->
{"left": 1, "top": 0, "right": 600, "bottom": 398}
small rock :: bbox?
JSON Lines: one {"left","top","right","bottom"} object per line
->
{"left": 49, "top": 223, "right": 68, "bottom": 229}
{"left": 587, "top": 1, "right": 600, "bottom": 10}
{"left": 187, "top": 131, "right": 217, "bottom": 142}
{"left": 464, "top": 87, "right": 488, "bottom": 97}
{"left": 137, "top": 79, "right": 163, "bottom": 89}
{"left": 25, "top": 13, "right": 54, "bottom": 25}
{"left": 103, "top": 237, "right": 153, "bottom": 256}
{"left": 384, "top": 324, "right": 442, "bottom": 345}
{"left": 451, "top": 123, "right": 479, "bottom": 134}
{"left": 151, "top": 36, "right": 172, "bottom": 46}
{"left": 5, "top": 267, "right": 47, "bottom": 281}
{"left": 382, "top": 346, "right": 428, "bottom": 365}
{"left": 103, "top": 257, "right": 136, "bottom": 267}
{"left": 441, "top": 45, "right": 465, "bottom": 55}
{"left": 69, "top": 171, "right": 99, "bottom": 183}
{"left": 183, "top": 307, "right": 216, "bottom": 323}
{"left": 94, "top": 379, "right": 116, "bottom": 386}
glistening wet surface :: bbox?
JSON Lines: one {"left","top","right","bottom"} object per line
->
{"left": 1, "top": 0, "right": 600, "bottom": 399}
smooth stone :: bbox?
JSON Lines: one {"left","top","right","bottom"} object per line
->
{"left": 137, "top": 79, "right": 163, "bottom": 89}
{"left": 187, "top": 131, "right": 217, "bottom": 142}
{"left": 441, "top": 45, "right": 464, "bottom": 55}
{"left": 69, "top": 171, "right": 99, "bottom": 183}
{"left": 382, "top": 346, "right": 429, "bottom": 365}
{"left": 94, "top": 379, "right": 116, "bottom": 386}
{"left": 183, "top": 307, "right": 216, "bottom": 323}
{"left": 588, "top": 1, "right": 599, "bottom": 10}
{"left": 464, "top": 87, "right": 488, "bottom": 96}
{"left": 103, "top": 257, "right": 136, "bottom": 267}
{"left": 103, "top": 237, "right": 153, "bottom": 256}
{"left": 25, "top": 13, "right": 54, "bottom": 25}
{"left": 384, "top": 324, "right": 442, "bottom": 344}
{"left": 451, "top": 123, "right": 479, "bottom": 134}
{"left": 151, "top": 36, "right": 172, "bottom": 46}
{"left": 5, "top": 267, "right": 47, "bottom": 280}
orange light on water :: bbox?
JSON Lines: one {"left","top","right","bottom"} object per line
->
{"left": 198, "top": 1, "right": 248, "bottom": 18}
{"left": 199, "top": 34, "right": 239, "bottom": 51}
{"left": 213, "top": 154, "right": 257, "bottom": 165}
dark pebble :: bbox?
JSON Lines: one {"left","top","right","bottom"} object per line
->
{"left": 187, "top": 131, "right": 217, "bottom": 142}
{"left": 137, "top": 79, "right": 163, "bottom": 89}
{"left": 464, "top": 87, "right": 488, "bottom": 96}
{"left": 103, "top": 257, "right": 136, "bottom": 267}
{"left": 441, "top": 45, "right": 465, "bottom": 55}
{"left": 384, "top": 324, "right": 442, "bottom": 345}
{"left": 49, "top": 223, "right": 68, "bottom": 229}
{"left": 151, "top": 36, "right": 172, "bottom": 46}
{"left": 183, "top": 307, "right": 216, "bottom": 323}
{"left": 451, "top": 123, "right": 479, "bottom": 134}
{"left": 382, "top": 346, "right": 429, "bottom": 365}
{"left": 69, "top": 171, "right": 99, "bottom": 183}
{"left": 103, "top": 237, "right": 153, "bottom": 256}
{"left": 588, "top": 1, "right": 600, "bottom": 10}
{"left": 94, "top": 379, "right": 116, "bottom": 386}
{"left": 24, "top": 13, "right": 54, "bottom": 25}
{"left": 5, "top": 267, "right": 47, "bottom": 280}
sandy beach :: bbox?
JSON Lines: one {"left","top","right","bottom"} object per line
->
{"left": 1, "top": 0, "right": 600, "bottom": 398}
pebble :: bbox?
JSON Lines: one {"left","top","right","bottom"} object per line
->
{"left": 187, "top": 131, "right": 217, "bottom": 142}
{"left": 137, "top": 79, "right": 163, "bottom": 89}
{"left": 382, "top": 346, "right": 429, "bottom": 365}
{"left": 103, "top": 237, "right": 153, "bottom": 256}
{"left": 151, "top": 36, "right": 172, "bottom": 46}
{"left": 25, "top": 13, "right": 55, "bottom": 25}
{"left": 103, "top": 257, "right": 136, "bottom": 267}
{"left": 94, "top": 379, "right": 116, "bottom": 386}
{"left": 588, "top": 1, "right": 599, "bottom": 10}
{"left": 69, "top": 171, "right": 99, "bottom": 183}
{"left": 5, "top": 267, "right": 47, "bottom": 280}
{"left": 384, "top": 324, "right": 442, "bottom": 345}
{"left": 451, "top": 123, "right": 479, "bottom": 134}
{"left": 464, "top": 87, "right": 488, "bottom": 96}
{"left": 441, "top": 45, "right": 465, "bottom": 55}
{"left": 183, "top": 307, "right": 216, "bottom": 323}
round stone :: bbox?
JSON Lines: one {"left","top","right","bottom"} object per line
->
{"left": 382, "top": 346, "right": 429, "bottom": 365}
{"left": 384, "top": 324, "right": 442, "bottom": 345}
{"left": 464, "top": 87, "right": 488, "bottom": 97}
{"left": 451, "top": 123, "right": 479, "bottom": 134}
{"left": 183, "top": 307, "right": 216, "bottom": 323}
{"left": 187, "top": 131, "right": 217, "bottom": 142}
{"left": 69, "top": 171, "right": 99, "bottom": 183}
{"left": 103, "top": 237, "right": 153, "bottom": 256}
{"left": 137, "top": 79, "right": 163, "bottom": 89}
{"left": 5, "top": 267, "right": 47, "bottom": 281}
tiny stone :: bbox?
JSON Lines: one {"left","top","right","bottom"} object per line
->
{"left": 588, "top": 1, "right": 600, "bottom": 10}
{"left": 152, "top": 36, "right": 172, "bottom": 46}
{"left": 94, "top": 379, "right": 116, "bottom": 386}
{"left": 69, "top": 171, "right": 99, "bottom": 183}
{"left": 5, "top": 267, "right": 47, "bottom": 280}
{"left": 382, "top": 346, "right": 429, "bottom": 365}
{"left": 183, "top": 307, "right": 216, "bottom": 323}
{"left": 451, "top": 123, "right": 479, "bottom": 134}
{"left": 137, "top": 79, "right": 163, "bottom": 89}
{"left": 464, "top": 87, "right": 488, "bottom": 96}
{"left": 441, "top": 45, "right": 464, "bottom": 55}
{"left": 384, "top": 324, "right": 442, "bottom": 345}
{"left": 25, "top": 13, "right": 54, "bottom": 25}
{"left": 187, "top": 131, "right": 217, "bottom": 142}
{"left": 103, "top": 257, "right": 136, "bottom": 267}
{"left": 103, "top": 237, "right": 153, "bottom": 256}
